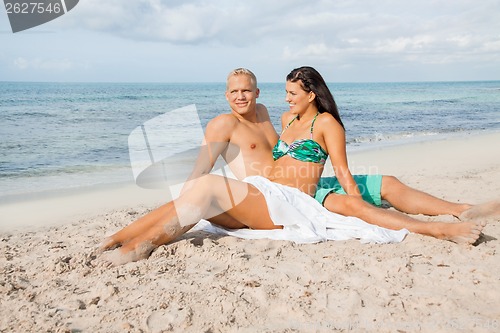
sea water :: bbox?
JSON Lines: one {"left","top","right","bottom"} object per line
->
{"left": 1, "top": 80, "right": 499, "bottom": 199}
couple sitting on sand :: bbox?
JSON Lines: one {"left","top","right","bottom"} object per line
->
{"left": 100, "top": 66, "right": 496, "bottom": 266}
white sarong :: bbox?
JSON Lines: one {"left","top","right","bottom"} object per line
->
{"left": 194, "top": 176, "right": 408, "bottom": 244}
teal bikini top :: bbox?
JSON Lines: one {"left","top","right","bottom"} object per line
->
{"left": 272, "top": 113, "right": 328, "bottom": 164}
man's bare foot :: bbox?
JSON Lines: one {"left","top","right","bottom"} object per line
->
{"left": 97, "top": 236, "right": 120, "bottom": 254}
{"left": 459, "top": 200, "right": 500, "bottom": 221}
{"left": 98, "top": 226, "right": 148, "bottom": 253}
{"left": 96, "top": 203, "right": 176, "bottom": 254}
{"left": 99, "top": 241, "right": 156, "bottom": 267}
{"left": 433, "top": 220, "right": 486, "bottom": 245}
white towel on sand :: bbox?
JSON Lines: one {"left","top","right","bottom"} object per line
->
{"left": 194, "top": 176, "right": 408, "bottom": 244}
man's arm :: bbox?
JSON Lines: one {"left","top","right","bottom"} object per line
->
{"left": 182, "top": 114, "right": 238, "bottom": 188}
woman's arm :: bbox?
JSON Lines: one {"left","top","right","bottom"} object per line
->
{"left": 320, "top": 115, "right": 362, "bottom": 197}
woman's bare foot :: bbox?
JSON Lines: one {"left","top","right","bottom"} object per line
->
{"left": 432, "top": 220, "right": 486, "bottom": 245}
{"left": 459, "top": 200, "right": 500, "bottom": 221}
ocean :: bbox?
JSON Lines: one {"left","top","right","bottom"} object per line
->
{"left": 1, "top": 80, "right": 499, "bottom": 200}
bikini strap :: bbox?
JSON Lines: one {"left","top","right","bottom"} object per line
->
{"left": 280, "top": 114, "right": 299, "bottom": 135}
{"left": 310, "top": 112, "right": 319, "bottom": 139}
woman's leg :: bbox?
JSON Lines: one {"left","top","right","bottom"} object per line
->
{"left": 380, "top": 176, "right": 472, "bottom": 217}
{"left": 100, "top": 174, "right": 277, "bottom": 265}
{"left": 323, "top": 193, "right": 485, "bottom": 244}
{"left": 380, "top": 175, "right": 500, "bottom": 220}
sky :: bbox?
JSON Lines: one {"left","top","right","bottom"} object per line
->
{"left": 1, "top": 0, "right": 499, "bottom": 83}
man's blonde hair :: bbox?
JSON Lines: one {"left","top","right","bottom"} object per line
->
{"left": 226, "top": 68, "right": 257, "bottom": 90}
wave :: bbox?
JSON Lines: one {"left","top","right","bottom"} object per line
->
{"left": 400, "top": 99, "right": 460, "bottom": 106}
{"left": 0, "top": 163, "right": 130, "bottom": 179}
{"left": 346, "top": 128, "right": 472, "bottom": 146}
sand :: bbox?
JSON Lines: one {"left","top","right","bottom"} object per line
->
{"left": 1, "top": 131, "right": 499, "bottom": 332}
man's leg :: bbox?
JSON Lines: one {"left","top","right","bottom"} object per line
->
{"left": 323, "top": 193, "right": 484, "bottom": 244}
{"left": 99, "top": 201, "right": 181, "bottom": 252}
{"left": 100, "top": 174, "right": 279, "bottom": 266}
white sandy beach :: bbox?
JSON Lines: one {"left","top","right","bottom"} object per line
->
{"left": 1, "top": 131, "right": 499, "bottom": 332}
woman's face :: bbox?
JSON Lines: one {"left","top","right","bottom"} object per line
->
{"left": 285, "top": 80, "right": 314, "bottom": 115}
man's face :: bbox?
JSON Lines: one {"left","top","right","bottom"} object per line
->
{"left": 225, "top": 74, "right": 260, "bottom": 115}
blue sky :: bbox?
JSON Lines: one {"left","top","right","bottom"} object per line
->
{"left": 1, "top": 0, "right": 499, "bottom": 82}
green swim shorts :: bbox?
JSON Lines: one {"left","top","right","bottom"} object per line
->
{"left": 314, "top": 174, "right": 383, "bottom": 207}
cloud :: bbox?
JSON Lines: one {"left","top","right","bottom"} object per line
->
{"left": 283, "top": 43, "right": 334, "bottom": 61}
{"left": 3, "top": 0, "right": 499, "bottom": 81}
{"left": 62, "top": 0, "right": 308, "bottom": 44}
{"left": 64, "top": 0, "right": 236, "bottom": 43}
{"left": 277, "top": 0, "right": 500, "bottom": 67}
{"left": 57, "top": 0, "right": 499, "bottom": 62}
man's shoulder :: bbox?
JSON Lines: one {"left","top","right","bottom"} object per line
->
{"left": 256, "top": 103, "right": 271, "bottom": 121}
{"left": 208, "top": 113, "right": 239, "bottom": 128}
{"left": 204, "top": 113, "right": 239, "bottom": 139}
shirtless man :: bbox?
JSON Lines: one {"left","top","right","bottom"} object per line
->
{"left": 102, "top": 68, "right": 491, "bottom": 259}
{"left": 100, "top": 68, "right": 278, "bottom": 256}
